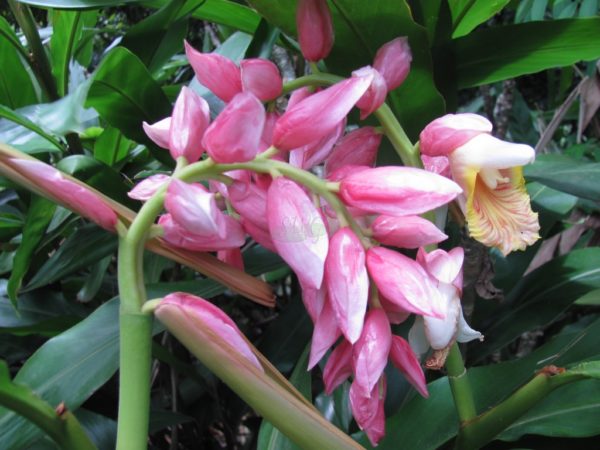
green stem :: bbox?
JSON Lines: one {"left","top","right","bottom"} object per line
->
{"left": 446, "top": 343, "right": 477, "bottom": 424}
{"left": 455, "top": 370, "right": 586, "bottom": 450}
{"left": 282, "top": 73, "right": 342, "bottom": 94}
{"left": 373, "top": 104, "right": 421, "bottom": 167}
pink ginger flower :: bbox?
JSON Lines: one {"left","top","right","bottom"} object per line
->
{"left": 203, "top": 92, "right": 265, "bottom": 163}
{"left": 296, "top": 0, "right": 334, "bottom": 62}
{"left": 267, "top": 177, "right": 329, "bottom": 289}
{"left": 389, "top": 335, "right": 428, "bottom": 398}
{"left": 324, "top": 127, "right": 381, "bottom": 177}
{"left": 339, "top": 166, "right": 462, "bottom": 216}
{"left": 217, "top": 248, "right": 245, "bottom": 271}
{"left": 325, "top": 227, "right": 369, "bottom": 344}
{"left": 159, "top": 214, "right": 245, "bottom": 252}
{"left": 9, "top": 158, "right": 117, "bottom": 231}
{"left": 373, "top": 37, "right": 412, "bottom": 91}
{"left": 240, "top": 59, "right": 283, "bottom": 101}
{"left": 143, "top": 117, "right": 170, "bottom": 149}
{"left": 370, "top": 215, "right": 448, "bottom": 249}
{"left": 354, "top": 66, "right": 388, "bottom": 119}
{"left": 155, "top": 292, "right": 262, "bottom": 370}
{"left": 273, "top": 73, "right": 372, "bottom": 150}
{"left": 289, "top": 119, "right": 345, "bottom": 170}
{"left": 349, "top": 376, "right": 386, "bottom": 446}
{"left": 420, "top": 113, "right": 540, "bottom": 255}
{"left": 308, "top": 296, "right": 341, "bottom": 369}
{"left": 322, "top": 339, "right": 353, "bottom": 395}
{"left": 128, "top": 174, "right": 170, "bottom": 201}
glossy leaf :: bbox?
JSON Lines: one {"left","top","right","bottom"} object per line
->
{"left": 248, "top": 0, "right": 445, "bottom": 140}
{"left": 93, "top": 127, "right": 133, "bottom": 166}
{"left": 7, "top": 196, "right": 56, "bottom": 305}
{"left": 455, "top": 17, "right": 600, "bottom": 87}
{"left": 17, "top": 0, "right": 140, "bottom": 7}
{"left": 524, "top": 154, "right": 600, "bottom": 201}
{"left": 24, "top": 224, "right": 117, "bottom": 291}
{"left": 449, "top": 0, "right": 511, "bottom": 38}
{"left": 527, "top": 182, "right": 578, "bottom": 217}
{"left": 0, "top": 105, "right": 63, "bottom": 151}
{"left": 85, "top": 47, "right": 172, "bottom": 165}
{"left": 0, "top": 16, "right": 37, "bottom": 108}
{"left": 472, "top": 247, "right": 600, "bottom": 361}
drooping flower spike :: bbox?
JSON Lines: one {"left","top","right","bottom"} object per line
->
{"left": 420, "top": 113, "right": 540, "bottom": 255}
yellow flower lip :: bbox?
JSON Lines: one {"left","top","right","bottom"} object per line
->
{"left": 449, "top": 134, "right": 540, "bottom": 255}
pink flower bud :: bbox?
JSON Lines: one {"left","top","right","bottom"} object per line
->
{"left": 324, "top": 127, "right": 381, "bottom": 177}
{"left": 260, "top": 111, "right": 280, "bottom": 150}
{"left": 128, "top": 174, "right": 170, "bottom": 201}
{"left": 354, "top": 66, "right": 388, "bottom": 119}
{"left": 352, "top": 308, "right": 391, "bottom": 395}
{"left": 389, "top": 335, "right": 428, "bottom": 398}
{"left": 373, "top": 37, "right": 412, "bottom": 91}
{"left": 240, "top": 58, "right": 283, "bottom": 102}
{"left": 185, "top": 41, "right": 242, "bottom": 102}
{"left": 217, "top": 248, "right": 245, "bottom": 271}
{"left": 169, "top": 86, "right": 210, "bottom": 163}
{"left": 367, "top": 247, "right": 444, "bottom": 317}
{"left": 289, "top": 119, "right": 345, "bottom": 170}
{"left": 419, "top": 113, "right": 493, "bottom": 157}
{"left": 308, "top": 297, "right": 341, "bottom": 369}
{"left": 296, "top": 0, "right": 334, "bottom": 62}
{"left": 287, "top": 86, "right": 313, "bottom": 109}
{"left": 228, "top": 180, "right": 269, "bottom": 230}
{"left": 325, "top": 228, "right": 369, "bottom": 344}
{"left": 155, "top": 292, "right": 262, "bottom": 370}
{"left": 273, "top": 74, "right": 372, "bottom": 150}
{"left": 159, "top": 214, "right": 245, "bottom": 251}
{"left": 417, "top": 247, "right": 464, "bottom": 287}
{"left": 203, "top": 92, "right": 265, "bottom": 163}
{"left": 349, "top": 377, "right": 386, "bottom": 447}
{"left": 371, "top": 215, "right": 448, "bottom": 249}
{"left": 165, "top": 179, "right": 225, "bottom": 238}
{"left": 143, "top": 117, "right": 170, "bottom": 148}
{"left": 9, "top": 159, "right": 117, "bottom": 231}
{"left": 323, "top": 340, "right": 353, "bottom": 395}
{"left": 380, "top": 295, "right": 410, "bottom": 324}
{"left": 339, "top": 166, "right": 462, "bottom": 216}
{"left": 267, "top": 177, "right": 329, "bottom": 289}
{"left": 421, "top": 154, "right": 451, "bottom": 178}
{"left": 301, "top": 281, "right": 326, "bottom": 323}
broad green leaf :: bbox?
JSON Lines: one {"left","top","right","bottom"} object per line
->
{"left": 257, "top": 345, "right": 310, "bottom": 450}
{"left": 76, "top": 255, "right": 111, "bottom": 303}
{"left": 248, "top": 0, "right": 445, "bottom": 140}
{"left": 0, "top": 16, "right": 37, "bottom": 108}
{"left": 472, "top": 247, "right": 600, "bottom": 361}
{"left": 24, "top": 225, "right": 117, "bottom": 291}
{"left": 144, "top": 0, "right": 260, "bottom": 34}
{"left": 50, "top": 10, "right": 95, "bottom": 96}
{"left": 246, "top": 18, "right": 280, "bottom": 59}
{"left": 527, "top": 182, "right": 578, "bottom": 217}
{"left": 0, "top": 212, "right": 22, "bottom": 241}
{"left": 524, "top": 154, "right": 600, "bottom": 201}
{"left": 499, "top": 379, "right": 600, "bottom": 441}
{"left": 93, "top": 126, "right": 133, "bottom": 166}
{"left": 85, "top": 47, "right": 172, "bottom": 165}
{"left": 367, "top": 316, "right": 600, "bottom": 449}
{"left": 0, "top": 279, "right": 84, "bottom": 334}
{"left": 455, "top": 17, "right": 600, "bottom": 87}
{"left": 75, "top": 409, "right": 116, "bottom": 450}
{"left": 17, "top": 0, "right": 140, "bottom": 7}
{"left": 449, "top": 0, "right": 511, "bottom": 38}
{"left": 7, "top": 196, "right": 56, "bottom": 305}
{"left": 121, "top": 0, "right": 204, "bottom": 74}
{"left": 575, "top": 288, "right": 600, "bottom": 305}
{"left": 0, "top": 105, "right": 63, "bottom": 150}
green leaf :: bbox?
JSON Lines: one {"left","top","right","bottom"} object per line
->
{"left": 24, "top": 224, "right": 117, "bottom": 292}
{"left": 93, "top": 126, "right": 133, "bottom": 166}
{"left": 121, "top": 0, "right": 204, "bottom": 74}
{"left": 248, "top": 0, "right": 445, "bottom": 140}
{"left": 575, "top": 288, "right": 600, "bottom": 305}
{"left": 257, "top": 345, "right": 310, "bottom": 450}
{"left": 455, "top": 17, "right": 600, "bottom": 87}
{"left": 527, "top": 182, "right": 578, "bottom": 217}
{"left": 75, "top": 409, "right": 116, "bottom": 450}
{"left": 76, "top": 255, "right": 111, "bottom": 303}
{"left": 0, "top": 279, "right": 84, "bottom": 335}
{"left": 449, "top": 0, "right": 511, "bottom": 38}
{"left": 524, "top": 154, "right": 600, "bottom": 201}
{"left": 0, "top": 298, "right": 124, "bottom": 449}
{"left": 498, "top": 379, "right": 600, "bottom": 441}
{"left": 144, "top": 0, "right": 260, "bottom": 34}
{"left": 246, "top": 18, "right": 280, "bottom": 59}
{"left": 17, "top": 0, "right": 140, "bottom": 7}
{"left": 0, "top": 16, "right": 37, "bottom": 108}
{"left": 7, "top": 196, "right": 56, "bottom": 305}
{"left": 85, "top": 47, "right": 172, "bottom": 165}
{"left": 472, "top": 247, "right": 600, "bottom": 361}
{"left": 0, "top": 105, "right": 63, "bottom": 151}
{"left": 49, "top": 10, "right": 95, "bottom": 96}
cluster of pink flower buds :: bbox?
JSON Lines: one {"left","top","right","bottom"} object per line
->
{"left": 128, "top": 4, "right": 487, "bottom": 445}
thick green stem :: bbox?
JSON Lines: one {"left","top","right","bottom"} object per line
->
{"left": 446, "top": 343, "right": 477, "bottom": 424}
{"left": 115, "top": 313, "right": 153, "bottom": 450}
{"left": 282, "top": 73, "right": 342, "bottom": 94}
{"left": 455, "top": 370, "right": 585, "bottom": 450}
{"left": 373, "top": 104, "right": 421, "bottom": 167}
